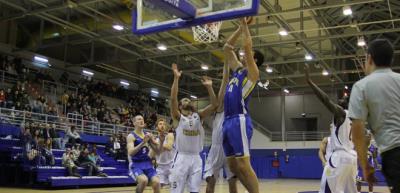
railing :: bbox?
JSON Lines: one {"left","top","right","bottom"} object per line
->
{"left": 269, "top": 130, "right": 330, "bottom": 141}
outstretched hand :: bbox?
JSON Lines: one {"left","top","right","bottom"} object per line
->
{"left": 201, "top": 76, "right": 213, "bottom": 87}
{"left": 172, "top": 63, "right": 182, "bottom": 78}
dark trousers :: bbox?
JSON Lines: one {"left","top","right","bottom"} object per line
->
{"left": 80, "top": 162, "right": 99, "bottom": 176}
{"left": 382, "top": 147, "right": 400, "bottom": 193}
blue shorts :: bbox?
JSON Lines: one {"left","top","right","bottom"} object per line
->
{"left": 129, "top": 161, "right": 157, "bottom": 182}
{"left": 222, "top": 114, "right": 253, "bottom": 157}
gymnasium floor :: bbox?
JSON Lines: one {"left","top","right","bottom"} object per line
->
{"left": 0, "top": 179, "right": 390, "bottom": 193}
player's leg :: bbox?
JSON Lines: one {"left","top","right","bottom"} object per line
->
{"left": 135, "top": 175, "right": 149, "bottom": 193}
{"left": 368, "top": 184, "right": 373, "bottom": 193}
{"left": 147, "top": 168, "right": 161, "bottom": 193}
{"left": 156, "top": 165, "right": 168, "bottom": 186}
{"left": 224, "top": 158, "right": 238, "bottom": 193}
{"left": 319, "top": 165, "right": 329, "bottom": 193}
{"left": 356, "top": 181, "right": 362, "bottom": 193}
{"left": 187, "top": 155, "right": 203, "bottom": 193}
{"left": 235, "top": 156, "right": 259, "bottom": 193}
{"left": 205, "top": 175, "right": 217, "bottom": 193}
{"left": 170, "top": 154, "right": 188, "bottom": 193}
{"left": 228, "top": 177, "right": 238, "bottom": 193}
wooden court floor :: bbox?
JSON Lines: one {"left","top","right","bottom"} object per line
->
{"left": 0, "top": 179, "right": 391, "bottom": 193}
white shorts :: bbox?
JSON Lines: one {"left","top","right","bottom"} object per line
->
{"left": 204, "top": 144, "right": 234, "bottom": 180}
{"left": 170, "top": 153, "right": 202, "bottom": 193}
{"left": 319, "top": 151, "right": 358, "bottom": 193}
{"left": 157, "top": 163, "right": 172, "bottom": 185}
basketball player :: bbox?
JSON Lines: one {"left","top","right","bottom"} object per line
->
{"left": 127, "top": 115, "right": 162, "bottom": 193}
{"left": 169, "top": 63, "right": 217, "bottom": 193}
{"left": 221, "top": 17, "right": 264, "bottom": 193}
{"left": 304, "top": 64, "right": 358, "bottom": 193}
{"left": 154, "top": 118, "right": 175, "bottom": 187}
{"left": 318, "top": 136, "right": 332, "bottom": 167}
{"left": 204, "top": 62, "right": 238, "bottom": 193}
{"left": 356, "top": 132, "right": 378, "bottom": 193}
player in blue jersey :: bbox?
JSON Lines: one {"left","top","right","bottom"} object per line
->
{"left": 222, "top": 17, "right": 264, "bottom": 193}
{"left": 127, "top": 115, "right": 163, "bottom": 193}
{"left": 357, "top": 132, "right": 378, "bottom": 193}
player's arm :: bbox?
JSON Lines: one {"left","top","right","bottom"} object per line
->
{"left": 223, "top": 24, "right": 242, "bottom": 72}
{"left": 148, "top": 133, "right": 163, "bottom": 155}
{"left": 241, "top": 18, "right": 259, "bottom": 83}
{"left": 352, "top": 120, "right": 374, "bottom": 176}
{"left": 216, "top": 61, "right": 230, "bottom": 112}
{"left": 199, "top": 76, "right": 217, "bottom": 119}
{"left": 127, "top": 134, "right": 146, "bottom": 157}
{"left": 304, "top": 64, "right": 345, "bottom": 120}
{"left": 162, "top": 133, "right": 174, "bottom": 151}
{"left": 318, "top": 137, "right": 328, "bottom": 166}
{"left": 170, "top": 63, "right": 182, "bottom": 121}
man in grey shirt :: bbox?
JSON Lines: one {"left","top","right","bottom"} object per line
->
{"left": 348, "top": 39, "right": 400, "bottom": 193}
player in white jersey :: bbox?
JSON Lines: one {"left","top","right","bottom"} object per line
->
{"left": 169, "top": 63, "right": 217, "bottom": 193}
{"left": 204, "top": 62, "right": 238, "bottom": 193}
{"left": 151, "top": 118, "right": 175, "bottom": 186}
{"left": 305, "top": 64, "right": 358, "bottom": 193}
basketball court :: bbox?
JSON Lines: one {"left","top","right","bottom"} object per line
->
{"left": 0, "top": 0, "right": 399, "bottom": 193}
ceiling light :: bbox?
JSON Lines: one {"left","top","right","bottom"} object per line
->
{"left": 239, "top": 50, "right": 245, "bottom": 56}
{"left": 305, "top": 54, "right": 313, "bottom": 61}
{"left": 151, "top": 90, "right": 159, "bottom": 95}
{"left": 34, "top": 56, "right": 48, "bottom": 63}
{"left": 52, "top": 32, "right": 60, "bottom": 37}
{"left": 112, "top": 24, "right": 124, "bottom": 31}
{"left": 82, "top": 70, "right": 94, "bottom": 76}
{"left": 283, "top": 88, "right": 290, "bottom": 94}
{"left": 357, "top": 36, "right": 366, "bottom": 47}
{"left": 120, "top": 80, "right": 130, "bottom": 86}
{"left": 279, "top": 28, "right": 288, "bottom": 36}
{"left": 151, "top": 98, "right": 156, "bottom": 101}
{"left": 343, "top": 5, "right": 352, "bottom": 16}
{"left": 266, "top": 66, "right": 273, "bottom": 73}
{"left": 322, "top": 69, "right": 329, "bottom": 76}
{"left": 201, "top": 64, "right": 209, "bottom": 70}
{"left": 190, "top": 95, "right": 197, "bottom": 99}
{"left": 157, "top": 43, "right": 167, "bottom": 51}
{"left": 345, "top": 85, "right": 349, "bottom": 90}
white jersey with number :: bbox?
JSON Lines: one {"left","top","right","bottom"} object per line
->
{"left": 156, "top": 136, "right": 176, "bottom": 165}
{"left": 175, "top": 112, "right": 204, "bottom": 154}
{"left": 211, "top": 112, "right": 224, "bottom": 145}
{"left": 330, "top": 110, "right": 356, "bottom": 157}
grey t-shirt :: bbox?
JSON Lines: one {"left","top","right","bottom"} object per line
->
{"left": 348, "top": 68, "right": 400, "bottom": 153}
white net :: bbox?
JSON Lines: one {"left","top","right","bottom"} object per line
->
{"left": 192, "top": 22, "right": 222, "bottom": 43}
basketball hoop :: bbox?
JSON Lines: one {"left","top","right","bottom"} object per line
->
{"left": 192, "top": 21, "right": 222, "bottom": 43}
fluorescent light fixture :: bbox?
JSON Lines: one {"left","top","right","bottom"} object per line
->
{"left": 305, "top": 54, "right": 313, "bottom": 61}
{"left": 283, "top": 88, "right": 290, "bottom": 94}
{"left": 82, "top": 70, "right": 94, "bottom": 76}
{"left": 52, "top": 32, "right": 60, "bottom": 37}
{"left": 120, "top": 80, "right": 130, "bottom": 86}
{"left": 34, "top": 56, "right": 48, "bottom": 63}
{"left": 257, "top": 82, "right": 264, "bottom": 87}
{"left": 157, "top": 43, "right": 167, "bottom": 51}
{"left": 151, "top": 98, "right": 156, "bottom": 101}
{"left": 151, "top": 90, "right": 159, "bottom": 95}
{"left": 279, "top": 28, "right": 288, "bottom": 36}
{"left": 112, "top": 24, "right": 124, "bottom": 31}
{"left": 322, "top": 69, "right": 329, "bottom": 76}
{"left": 345, "top": 85, "right": 349, "bottom": 90}
{"left": 239, "top": 50, "right": 245, "bottom": 56}
{"left": 343, "top": 5, "right": 352, "bottom": 16}
{"left": 344, "top": 92, "right": 348, "bottom": 97}
{"left": 201, "top": 64, "right": 209, "bottom": 70}
{"left": 357, "top": 36, "right": 366, "bottom": 47}
{"left": 266, "top": 66, "right": 273, "bottom": 73}
{"left": 190, "top": 95, "right": 197, "bottom": 99}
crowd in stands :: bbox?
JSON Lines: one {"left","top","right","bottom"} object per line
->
{"left": 105, "top": 133, "right": 127, "bottom": 160}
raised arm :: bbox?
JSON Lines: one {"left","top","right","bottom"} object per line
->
{"left": 318, "top": 137, "right": 328, "bottom": 166}
{"left": 198, "top": 76, "right": 217, "bottom": 119}
{"left": 127, "top": 134, "right": 148, "bottom": 157}
{"left": 216, "top": 62, "right": 230, "bottom": 112}
{"left": 170, "top": 63, "right": 182, "bottom": 121}
{"left": 148, "top": 133, "right": 163, "bottom": 155}
{"left": 223, "top": 24, "right": 242, "bottom": 72}
{"left": 304, "top": 64, "right": 345, "bottom": 119}
{"left": 162, "top": 133, "right": 174, "bottom": 151}
{"left": 241, "top": 18, "right": 259, "bottom": 83}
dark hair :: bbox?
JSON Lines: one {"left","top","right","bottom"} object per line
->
{"left": 338, "top": 98, "right": 348, "bottom": 110}
{"left": 253, "top": 50, "right": 264, "bottom": 67}
{"left": 367, "top": 39, "right": 394, "bottom": 67}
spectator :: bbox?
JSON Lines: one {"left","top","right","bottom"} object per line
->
{"left": 42, "top": 124, "right": 52, "bottom": 146}
{"left": 62, "top": 148, "right": 81, "bottom": 177}
{"left": 88, "top": 148, "right": 103, "bottom": 167}
{"left": 77, "top": 147, "right": 107, "bottom": 177}
{"left": 0, "top": 89, "right": 5, "bottom": 107}
{"left": 50, "top": 124, "right": 62, "bottom": 149}
{"left": 66, "top": 126, "right": 81, "bottom": 146}
{"left": 40, "top": 139, "right": 55, "bottom": 166}
{"left": 5, "top": 88, "right": 13, "bottom": 108}
{"left": 105, "top": 136, "right": 114, "bottom": 155}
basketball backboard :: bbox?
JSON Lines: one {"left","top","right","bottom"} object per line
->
{"left": 133, "top": 0, "right": 260, "bottom": 35}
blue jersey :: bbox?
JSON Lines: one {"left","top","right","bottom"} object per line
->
{"left": 130, "top": 132, "right": 151, "bottom": 162}
{"left": 368, "top": 144, "right": 377, "bottom": 165}
{"left": 224, "top": 68, "right": 257, "bottom": 117}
